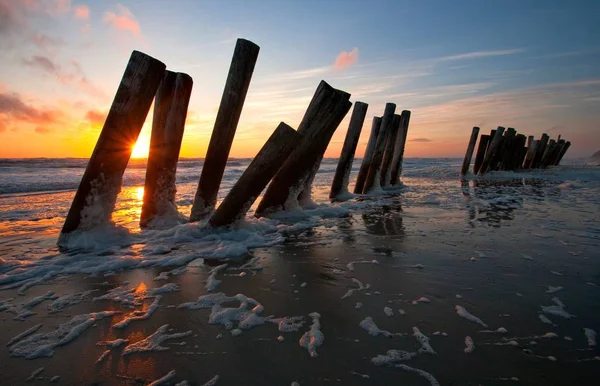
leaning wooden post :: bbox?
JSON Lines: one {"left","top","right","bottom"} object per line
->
{"left": 329, "top": 101, "right": 368, "bottom": 200}
{"left": 380, "top": 114, "right": 402, "bottom": 186}
{"left": 531, "top": 133, "right": 549, "bottom": 168}
{"left": 209, "top": 123, "right": 300, "bottom": 227}
{"left": 59, "top": 51, "right": 165, "bottom": 239}
{"left": 526, "top": 135, "right": 534, "bottom": 149}
{"left": 478, "top": 126, "right": 506, "bottom": 175}
{"left": 353, "top": 117, "right": 381, "bottom": 193}
{"left": 362, "top": 103, "right": 396, "bottom": 193}
{"left": 189, "top": 39, "right": 260, "bottom": 222}
{"left": 140, "top": 71, "right": 193, "bottom": 227}
{"left": 549, "top": 139, "right": 566, "bottom": 165}
{"left": 540, "top": 139, "right": 557, "bottom": 168}
{"left": 255, "top": 81, "right": 351, "bottom": 216}
{"left": 389, "top": 110, "right": 411, "bottom": 185}
{"left": 473, "top": 134, "right": 490, "bottom": 174}
{"left": 460, "top": 126, "right": 480, "bottom": 176}
{"left": 523, "top": 139, "right": 538, "bottom": 169}
{"left": 555, "top": 141, "right": 570, "bottom": 165}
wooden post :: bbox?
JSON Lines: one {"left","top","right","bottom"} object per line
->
{"left": 515, "top": 134, "right": 528, "bottom": 170}
{"left": 531, "top": 133, "right": 549, "bottom": 168}
{"left": 555, "top": 141, "right": 571, "bottom": 165}
{"left": 190, "top": 39, "right": 260, "bottom": 222}
{"left": 255, "top": 81, "right": 351, "bottom": 216}
{"left": 380, "top": 114, "right": 402, "bottom": 186}
{"left": 141, "top": 71, "right": 193, "bottom": 227}
{"left": 497, "top": 128, "right": 516, "bottom": 171}
{"left": 549, "top": 139, "right": 566, "bottom": 165}
{"left": 209, "top": 123, "right": 300, "bottom": 227}
{"left": 540, "top": 139, "right": 557, "bottom": 168}
{"left": 478, "top": 127, "right": 506, "bottom": 175}
{"left": 59, "top": 51, "right": 166, "bottom": 238}
{"left": 329, "top": 101, "right": 368, "bottom": 200}
{"left": 473, "top": 134, "right": 490, "bottom": 174}
{"left": 353, "top": 117, "right": 381, "bottom": 193}
{"left": 526, "top": 135, "right": 534, "bottom": 148}
{"left": 523, "top": 139, "right": 538, "bottom": 169}
{"left": 460, "top": 126, "right": 480, "bottom": 176}
{"left": 389, "top": 110, "right": 411, "bottom": 185}
{"left": 362, "top": 103, "right": 396, "bottom": 193}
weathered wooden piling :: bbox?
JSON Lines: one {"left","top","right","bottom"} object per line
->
{"left": 255, "top": 81, "right": 351, "bottom": 216}
{"left": 362, "top": 103, "right": 396, "bottom": 193}
{"left": 60, "top": 51, "right": 166, "bottom": 238}
{"left": 515, "top": 134, "right": 528, "bottom": 170}
{"left": 478, "top": 127, "right": 506, "bottom": 175}
{"left": 540, "top": 139, "right": 557, "bottom": 168}
{"left": 473, "top": 134, "right": 490, "bottom": 174}
{"left": 549, "top": 140, "right": 566, "bottom": 166}
{"left": 209, "top": 123, "right": 300, "bottom": 227}
{"left": 329, "top": 101, "right": 369, "bottom": 200}
{"left": 389, "top": 110, "right": 411, "bottom": 185}
{"left": 140, "top": 71, "right": 193, "bottom": 227}
{"left": 555, "top": 141, "right": 571, "bottom": 165}
{"left": 531, "top": 133, "right": 549, "bottom": 169}
{"left": 460, "top": 126, "right": 480, "bottom": 176}
{"left": 523, "top": 139, "right": 538, "bottom": 169}
{"left": 353, "top": 117, "right": 381, "bottom": 193}
{"left": 380, "top": 114, "right": 402, "bottom": 186}
{"left": 526, "top": 135, "right": 534, "bottom": 149}
{"left": 190, "top": 38, "right": 260, "bottom": 222}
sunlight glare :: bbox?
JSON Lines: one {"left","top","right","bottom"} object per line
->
{"left": 131, "top": 134, "right": 150, "bottom": 159}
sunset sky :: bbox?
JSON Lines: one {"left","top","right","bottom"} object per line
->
{"left": 1, "top": 0, "right": 599, "bottom": 159}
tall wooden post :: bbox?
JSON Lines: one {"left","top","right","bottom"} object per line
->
{"left": 209, "top": 123, "right": 300, "bottom": 227}
{"left": 380, "top": 114, "right": 402, "bottom": 186}
{"left": 549, "top": 139, "right": 566, "bottom": 165}
{"left": 531, "top": 133, "right": 549, "bottom": 168}
{"left": 353, "top": 117, "right": 381, "bottom": 193}
{"left": 555, "top": 141, "right": 570, "bottom": 165}
{"left": 473, "top": 134, "right": 490, "bottom": 174}
{"left": 329, "top": 101, "right": 368, "bottom": 200}
{"left": 526, "top": 135, "right": 534, "bottom": 149}
{"left": 389, "top": 110, "right": 411, "bottom": 185}
{"left": 141, "top": 71, "right": 193, "bottom": 227}
{"left": 255, "top": 81, "right": 351, "bottom": 216}
{"left": 460, "top": 127, "right": 480, "bottom": 176}
{"left": 523, "top": 139, "right": 538, "bottom": 169}
{"left": 190, "top": 39, "right": 260, "bottom": 222}
{"left": 362, "top": 103, "right": 396, "bottom": 193}
{"left": 59, "top": 51, "right": 166, "bottom": 239}
{"left": 478, "top": 127, "right": 506, "bottom": 175}
{"left": 515, "top": 134, "right": 528, "bottom": 169}
{"left": 540, "top": 139, "right": 557, "bottom": 168}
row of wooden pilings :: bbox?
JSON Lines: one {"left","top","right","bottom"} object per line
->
{"left": 460, "top": 126, "right": 571, "bottom": 176}
{"left": 59, "top": 38, "right": 412, "bottom": 241}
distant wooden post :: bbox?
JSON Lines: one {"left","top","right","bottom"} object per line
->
{"left": 389, "top": 110, "right": 411, "bottom": 185}
{"left": 190, "top": 39, "right": 260, "bottom": 222}
{"left": 59, "top": 51, "right": 166, "bottom": 239}
{"left": 555, "top": 141, "right": 570, "bottom": 165}
{"left": 362, "top": 103, "right": 396, "bottom": 193}
{"left": 353, "top": 117, "right": 381, "bottom": 193}
{"left": 496, "top": 128, "right": 516, "bottom": 171}
{"left": 478, "top": 127, "right": 506, "bottom": 175}
{"left": 380, "top": 114, "right": 402, "bottom": 186}
{"left": 473, "top": 134, "right": 490, "bottom": 174}
{"left": 141, "top": 71, "right": 193, "bottom": 227}
{"left": 549, "top": 139, "right": 566, "bottom": 165}
{"left": 209, "top": 123, "right": 300, "bottom": 227}
{"left": 329, "top": 101, "right": 368, "bottom": 200}
{"left": 531, "top": 133, "right": 549, "bottom": 168}
{"left": 255, "top": 81, "right": 351, "bottom": 216}
{"left": 523, "top": 139, "right": 538, "bottom": 169}
{"left": 540, "top": 139, "right": 557, "bottom": 168}
{"left": 460, "top": 126, "right": 480, "bottom": 176}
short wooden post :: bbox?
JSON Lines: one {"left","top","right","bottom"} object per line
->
{"left": 59, "top": 51, "right": 166, "bottom": 238}
{"left": 478, "top": 127, "right": 506, "bottom": 175}
{"left": 141, "top": 71, "right": 193, "bottom": 227}
{"left": 540, "top": 139, "right": 557, "bottom": 168}
{"left": 329, "top": 101, "right": 368, "bottom": 200}
{"left": 353, "top": 117, "right": 381, "bottom": 193}
{"left": 473, "top": 134, "right": 490, "bottom": 174}
{"left": 555, "top": 141, "right": 570, "bottom": 165}
{"left": 209, "top": 123, "right": 300, "bottom": 227}
{"left": 531, "top": 133, "right": 549, "bottom": 168}
{"left": 362, "top": 103, "right": 396, "bottom": 193}
{"left": 549, "top": 140, "right": 566, "bottom": 165}
{"left": 190, "top": 39, "right": 260, "bottom": 222}
{"left": 380, "top": 114, "right": 402, "bottom": 186}
{"left": 255, "top": 81, "right": 351, "bottom": 216}
{"left": 526, "top": 135, "right": 534, "bottom": 149}
{"left": 460, "top": 126, "right": 480, "bottom": 176}
{"left": 523, "top": 139, "right": 538, "bottom": 169}
{"left": 389, "top": 110, "right": 411, "bottom": 185}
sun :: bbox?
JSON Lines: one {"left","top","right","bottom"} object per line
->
{"left": 131, "top": 134, "right": 150, "bottom": 159}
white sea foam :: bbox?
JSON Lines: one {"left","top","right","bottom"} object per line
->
{"left": 371, "top": 349, "right": 417, "bottom": 365}
{"left": 455, "top": 305, "right": 487, "bottom": 327}
{"left": 391, "top": 364, "right": 440, "bottom": 386}
{"left": 464, "top": 336, "right": 475, "bottom": 353}
{"left": 299, "top": 312, "right": 324, "bottom": 357}
{"left": 47, "top": 290, "right": 96, "bottom": 313}
{"left": 122, "top": 324, "right": 192, "bottom": 355}
{"left": 413, "top": 327, "right": 436, "bottom": 355}
{"left": 584, "top": 328, "right": 596, "bottom": 346}
{"left": 359, "top": 317, "right": 405, "bottom": 338}
{"left": 541, "top": 297, "right": 575, "bottom": 319}
{"left": 148, "top": 370, "right": 177, "bottom": 386}
{"left": 6, "top": 324, "right": 43, "bottom": 347}
{"left": 113, "top": 296, "right": 161, "bottom": 329}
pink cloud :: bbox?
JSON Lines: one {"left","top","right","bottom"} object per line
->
{"left": 104, "top": 5, "right": 141, "bottom": 36}
{"left": 73, "top": 4, "right": 88, "bottom": 19}
{"left": 334, "top": 47, "right": 359, "bottom": 70}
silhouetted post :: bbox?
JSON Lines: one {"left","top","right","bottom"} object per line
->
{"left": 473, "top": 134, "right": 490, "bottom": 174}
{"left": 555, "top": 141, "right": 570, "bottom": 165}
{"left": 540, "top": 139, "right": 557, "bottom": 167}
{"left": 515, "top": 134, "right": 528, "bottom": 169}
{"left": 255, "top": 81, "right": 351, "bottom": 216}
{"left": 141, "top": 71, "right": 193, "bottom": 227}
{"left": 380, "top": 114, "right": 402, "bottom": 186}
{"left": 190, "top": 39, "right": 260, "bottom": 222}
{"left": 363, "top": 103, "right": 396, "bottom": 193}
{"left": 389, "top": 110, "right": 411, "bottom": 185}
{"left": 329, "top": 101, "right": 368, "bottom": 200}
{"left": 478, "top": 127, "right": 506, "bottom": 175}
{"left": 523, "top": 139, "right": 538, "bottom": 169}
{"left": 460, "top": 126, "right": 480, "bottom": 176}
{"left": 497, "top": 128, "right": 516, "bottom": 171}
{"left": 527, "top": 135, "right": 534, "bottom": 148}
{"left": 549, "top": 139, "right": 566, "bottom": 165}
{"left": 353, "top": 117, "right": 381, "bottom": 193}
{"left": 531, "top": 133, "right": 549, "bottom": 168}
{"left": 59, "top": 51, "right": 166, "bottom": 239}
{"left": 209, "top": 123, "right": 300, "bottom": 227}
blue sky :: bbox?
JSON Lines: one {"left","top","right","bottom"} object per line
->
{"left": 0, "top": 0, "right": 599, "bottom": 158}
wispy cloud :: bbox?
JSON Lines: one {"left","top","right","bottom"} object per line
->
{"left": 334, "top": 47, "right": 359, "bottom": 70}
{"left": 73, "top": 4, "right": 88, "bottom": 19}
{"left": 438, "top": 48, "right": 526, "bottom": 62}
{"left": 104, "top": 4, "right": 141, "bottom": 37}
{"left": 0, "top": 91, "right": 64, "bottom": 133}
{"left": 409, "top": 138, "right": 433, "bottom": 142}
